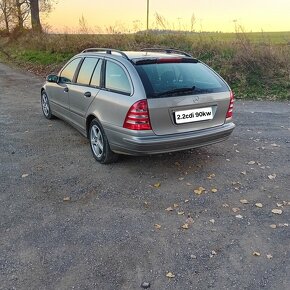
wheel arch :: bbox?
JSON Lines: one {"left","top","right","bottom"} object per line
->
{"left": 86, "top": 114, "right": 99, "bottom": 138}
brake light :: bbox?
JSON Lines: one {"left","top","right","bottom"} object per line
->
{"left": 157, "top": 58, "right": 182, "bottom": 63}
{"left": 226, "top": 91, "right": 234, "bottom": 119}
{"left": 123, "top": 100, "right": 152, "bottom": 130}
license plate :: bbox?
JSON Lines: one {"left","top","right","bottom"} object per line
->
{"left": 175, "top": 107, "right": 213, "bottom": 124}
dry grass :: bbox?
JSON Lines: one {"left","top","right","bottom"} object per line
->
{"left": 1, "top": 31, "right": 290, "bottom": 99}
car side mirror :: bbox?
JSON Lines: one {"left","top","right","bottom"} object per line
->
{"left": 46, "top": 74, "right": 58, "bottom": 83}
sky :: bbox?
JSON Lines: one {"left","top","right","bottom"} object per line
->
{"left": 45, "top": 0, "right": 290, "bottom": 33}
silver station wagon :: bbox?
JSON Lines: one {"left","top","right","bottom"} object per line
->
{"left": 41, "top": 48, "right": 235, "bottom": 163}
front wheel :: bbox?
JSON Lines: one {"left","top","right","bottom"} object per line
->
{"left": 89, "top": 119, "right": 118, "bottom": 164}
{"left": 41, "top": 91, "right": 54, "bottom": 119}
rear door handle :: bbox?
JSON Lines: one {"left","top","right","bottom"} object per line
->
{"left": 64, "top": 87, "right": 69, "bottom": 93}
{"left": 84, "top": 92, "right": 91, "bottom": 98}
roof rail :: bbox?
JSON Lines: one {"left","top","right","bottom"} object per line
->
{"left": 81, "top": 48, "right": 130, "bottom": 60}
{"left": 141, "top": 48, "right": 192, "bottom": 57}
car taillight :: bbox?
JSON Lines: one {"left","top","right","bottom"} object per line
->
{"left": 123, "top": 100, "right": 152, "bottom": 130}
{"left": 226, "top": 91, "right": 234, "bottom": 119}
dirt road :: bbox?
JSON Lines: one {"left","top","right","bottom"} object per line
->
{"left": 1, "top": 62, "right": 290, "bottom": 289}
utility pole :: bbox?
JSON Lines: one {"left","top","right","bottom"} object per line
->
{"left": 147, "top": 0, "right": 149, "bottom": 31}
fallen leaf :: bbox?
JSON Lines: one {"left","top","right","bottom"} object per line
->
{"left": 272, "top": 209, "right": 283, "bottom": 215}
{"left": 232, "top": 181, "right": 241, "bottom": 186}
{"left": 166, "top": 272, "right": 175, "bottom": 278}
{"left": 235, "top": 214, "right": 243, "bottom": 219}
{"left": 255, "top": 203, "right": 263, "bottom": 208}
{"left": 271, "top": 143, "right": 280, "bottom": 147}
{"left": 276, "top": 203, "right": 283, "bottom": 207}
{"left": 268, "top": 174, "right": 276, "bottom": 180}
{"left": 178, "top": 177, "right": 184, "bottom": 181}
{"left": 209, "top": 219, "right": 215, "bottom": 224}
{"left": 266, "top": 254, "right": 273, "bottom": 259}
{"left": 140, "top": 282, "right": 150, "bottom": 289}
{"left": 184, "top": 199, "right": 189, "bottom": 203}
{"left": 63, "top": 197, "right": 71, "bottom": 201}
{"left": 173, "top": 203, "right": 179, "bottom": 208}
{"left": 181, "top": 223, "right": 189, "bottom": 229}
{"left": 278, "top": 223, "right": 289, "bottom": 227}
{"left": 174, "top": 162, "right": 181, "bottom": 167}
{"left": 252, "top": 251, "right": 261, "bottom": 256}
{"left": 211, "top": 188, "right": 218, "bottom": 193}
{"left": 223, "top": 203, "right": 229, "bottom": 208}
{"left": 154, "top": 224, "right": 161, "bottom": 229}
{"left": 248, "top": 161, "right": 256, "bottom": 165}
{"left": 207, "top": 173, "right": 215, "bottom": 180}
{"left": 153, "top": 182, "right": 161, "bottom": 188}
{"left": 232, "top": 207, "right": 240, "bottom": 213}
{"left": 165, "top": 207, "right": 174, "bottom": 212}
{"left": 269, "top": 224, "right": 277, "bottom": 229}
{"left": 240, "top": 199, "right": 249, "bottom": 204}
{"left": 186, "top": 217, "right": 194, "bottom": 224}
{"left": 194, "top": 186, "right": 206, "bottom": 195}
{"left": 21, "top": 174, "right": 29, "bottom": 178}
{"left": 241, "top": 171, "right": 247, "bottom": 175}
{"left": 186, "top": 182, "right": 192, "bottom": 186}
{"left": 177, "top": 211, "right": 185, "bottom": 215}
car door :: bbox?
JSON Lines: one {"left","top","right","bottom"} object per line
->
{"left": 46, "top": 57, "right": 82, "bottom": 118}
{"left": 90, "top": 59, "right": 133, "bottom": 128}
{"left": 68, "top": 57, "right": 103, "bottom": 131}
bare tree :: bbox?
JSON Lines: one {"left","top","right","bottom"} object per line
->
{"left": 0, "top": 0, "right": 13, "bottom": 32}
{"left": 29, "top": 0, "right": 57, "bottom": 32}
{"left": 155, "top": 13, "right": 167, "bottom": 30}
{"left": 14, "top": 0, "right": 30, "bottom": 29}
{"left": 0, "top": 0, "right": 56, "bottom": 33}
{"left": 190, "top": 13, "right": 196, "bottom": 32}
{"left": 29, "top": 0, "right": 41, "bottom": 32}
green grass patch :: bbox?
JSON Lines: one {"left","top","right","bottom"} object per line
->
{"left": 14, "top": 50, "right": 73, "bottom": 65}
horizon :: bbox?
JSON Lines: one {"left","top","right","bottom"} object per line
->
{"left": 44, "top": 0, "right": 290, "bottom": 34}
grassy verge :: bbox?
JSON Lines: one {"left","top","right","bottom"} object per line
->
{"left": 1, "top": 31, "right": 289, "bottom": 100}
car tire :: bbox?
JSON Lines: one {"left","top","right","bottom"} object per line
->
{"left": 41, "top": 91, "right": 54, "bottom": 119}
{"left": 89, "top": 119, "right": 118, "bottom": 164}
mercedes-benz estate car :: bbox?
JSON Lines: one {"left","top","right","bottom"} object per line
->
{"left": 41, "top": 48, "right": 235, "bottom": 164}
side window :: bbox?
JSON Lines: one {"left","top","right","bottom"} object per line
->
{"left": 90, "top": 59, "right": 103, "bottom": 87}
{"left": 76, "top": 57, "right": 99, "bottom": 85}
{"left": 105, "top": 61, "right": 131, "bottom": 95}
{"left": 59, "top": 58, "right": 81, "bottom": 84}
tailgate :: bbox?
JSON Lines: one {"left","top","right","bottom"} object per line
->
{"left": 147, "top": 92, "right": 230, "bottom": 136}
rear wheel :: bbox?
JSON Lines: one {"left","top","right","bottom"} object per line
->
{"left": 41, "top": 91, "right": 54, "bottom": 119}
{"left": 89, "top": 119, "right": 118, "bottom": 164}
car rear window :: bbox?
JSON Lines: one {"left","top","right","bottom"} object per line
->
{"left": 135, "top": 62, "right": 228, "bottom": 98}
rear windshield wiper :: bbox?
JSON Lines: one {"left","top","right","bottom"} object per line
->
{"left": 154, "top": 86, "right": 196, "bottom": 97}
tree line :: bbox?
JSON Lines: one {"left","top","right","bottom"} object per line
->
{"left": 0, "top": 0, "right": 55, "bottom": 34}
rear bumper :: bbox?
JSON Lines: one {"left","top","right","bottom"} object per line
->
{"left": 106, "top": 122, "right": 235, "bottom": 156}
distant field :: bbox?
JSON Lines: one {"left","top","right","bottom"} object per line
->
{"left": 196, "top": 31, "right": 290, "bottom": 44}
{"left": 46, "top": 31, "right": 290, "bottom": 44}
{"left": 0, "top": 31, "right": 289, "bottom": 100}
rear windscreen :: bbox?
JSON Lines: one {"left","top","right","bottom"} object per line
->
{"left": 135, "top": 62, "right": 229, "bottom": 98}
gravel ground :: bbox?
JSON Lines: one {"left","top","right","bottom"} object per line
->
{"left": 0, "top": 62, "right": 290, "bottom": 290}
